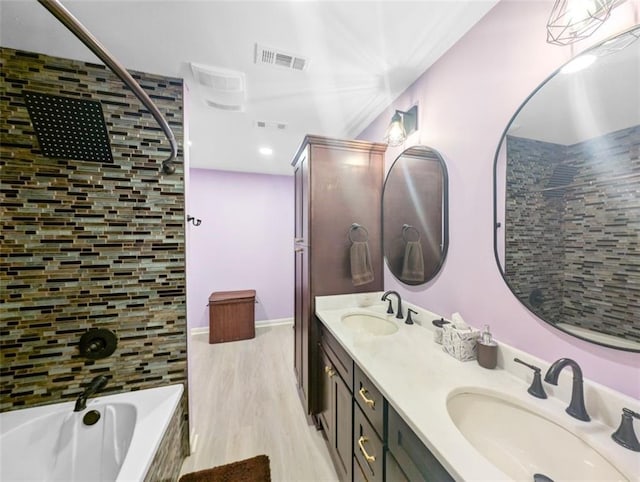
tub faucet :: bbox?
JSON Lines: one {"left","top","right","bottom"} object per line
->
{"left": 74, "top": 375, "right": 108, "bottom": 412}
{"left": 381, "top": 291, "right": 403, "bottom": 319}
{"left": 544, "top": 358, "right": 590, "bottom": 421}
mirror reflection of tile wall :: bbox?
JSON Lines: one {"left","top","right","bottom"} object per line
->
{"left": 505, "top": 125, "right": 639, "bottom": 345}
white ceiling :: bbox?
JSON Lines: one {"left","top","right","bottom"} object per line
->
{"left": 0, "top": 0, "right": 498, "bottom": 175}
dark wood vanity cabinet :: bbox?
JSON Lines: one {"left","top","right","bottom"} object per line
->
{"left": 292, "top": 136, "right": 386, "bottom": 418}
{"left": 319, "top": 325, "right": 454, "bottom": 482}
{"left": 319, "top": 328, "right": 354, "bottom": 482}
{"left": 387, "top": 406, "right": 454, "bottom": 482}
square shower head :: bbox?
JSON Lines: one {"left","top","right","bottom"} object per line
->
{"left": 23, "top": 91, "right": 114, "bottom": 163}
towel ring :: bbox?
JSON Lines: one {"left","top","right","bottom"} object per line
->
{"left": 349, "top": 223, "right": 369, "bottom": 243}
{"left": 402, "top": 224, "right": 421, "bottom": 242}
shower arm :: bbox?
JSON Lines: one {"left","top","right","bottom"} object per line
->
{"left": 38, "top": 0, "right": 178, "bottom": 175}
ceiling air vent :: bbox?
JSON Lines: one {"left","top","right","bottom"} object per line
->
{"left": 206, "top": 100, "right": 244, "bottom": 112}
{"left": 254, "top": 43, "right": 309, "bottom": 71}
{"left": 190, "top": 62, "right": 246, "bottom": 111}
{"left": 255, "top": 120, "right": 287, "bottom": 130}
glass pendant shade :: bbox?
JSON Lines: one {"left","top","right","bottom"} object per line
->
{"left": 385, "top": 112, "right": 406, "bottom": 146}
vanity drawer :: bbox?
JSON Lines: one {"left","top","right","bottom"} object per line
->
{"left": 388, "top": 405, "right": 453, "bottom": 482}
{"left": 353, "top": 456, "right": 368, "bottom": 482}
{"left": 321, "top": 324, "right": 353, "bottom": 389}
{"left": 354, "top": 364, "right": 385, "bottom": 439}
{"left": 354, "top": 402, "right": 384, "bottom": 482}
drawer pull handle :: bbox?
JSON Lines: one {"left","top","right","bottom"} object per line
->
{"left": 294, "top": 247, "right": 304, "bottom": 252}
{"left": 357, "top": 436, "right": 376, "bottom": 463}
{"left": 325, "top": 366, "right": 335, "bottom": 377}
{"left": 359, "top": 387, "right": 375, "bottom": 408}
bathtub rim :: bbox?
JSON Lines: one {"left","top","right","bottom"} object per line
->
{"left": 0, "top": 383, "right": 184, "bottom": 482}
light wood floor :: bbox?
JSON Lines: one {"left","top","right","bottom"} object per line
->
{"left": 180, "top": 324, "right": 338, "bottom": 481}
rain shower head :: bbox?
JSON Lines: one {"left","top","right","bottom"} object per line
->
{"left": 23, "top": 91, "right": 114, "bottom": 163}
{"left": 37, "top": 0, "right": 178, "bottom": 175}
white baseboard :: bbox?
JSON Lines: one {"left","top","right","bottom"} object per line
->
{"left": 189, "top": 429, "right": 199, "bottom": 455}
{"left": 190, "top": 317, "right": 293, "bottom": 337}
{"left": 256, "top": 317, "right": 294, "bottom": 328}
{"left": 190, "top": 326, "right": 209, "bottom": 336}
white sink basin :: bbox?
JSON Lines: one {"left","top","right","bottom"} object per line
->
{"left": 341, "top": 312, "right": 398, "bottom": 336}
{"left": 447, "top": 390, "right": 626, "bottom": 481}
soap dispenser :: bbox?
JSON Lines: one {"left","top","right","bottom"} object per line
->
{"left": 477, "top": 325, "right": 498, "bottom": 369}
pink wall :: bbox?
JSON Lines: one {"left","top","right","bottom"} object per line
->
{"left": 359, "top": 0, "right": 640, "bottom": 398}
{"left": 186, "top": 168, "right": 294, "bottom": 329}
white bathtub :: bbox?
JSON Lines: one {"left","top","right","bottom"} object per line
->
{"left": 0, "top": 384, "right": 183, "bottom": 482}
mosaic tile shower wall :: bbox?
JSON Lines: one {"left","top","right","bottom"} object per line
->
{"left": 504, "top": 135, "right": 566, "bottom": 321}
{"left": 0, "top": 45, "right": 189, "bottom": 450}
{"left": 562, "top": 126, "right": 640, "bottom": 341}
{"left": 505, "top": 126, "right": 640, "bottom": 344}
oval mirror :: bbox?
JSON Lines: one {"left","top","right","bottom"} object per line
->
{"left": 494, "top": 26, "right": 640, "bottom": 351}
{"left": 383, "top": 145, "right": 449, "bottom": 285}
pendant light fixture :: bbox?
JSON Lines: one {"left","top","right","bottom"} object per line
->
{"left": 384, "top": 105, "right": 418, "bottom": 147}
{"left": 546, "top": 0, "right": 617, "bottom": 45}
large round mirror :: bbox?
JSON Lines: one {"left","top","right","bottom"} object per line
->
{"left": 494, "top": 26, "right": 640, "bottom": 351}
{"left": 383, "top": 145, "right": 448, "bottom": 285}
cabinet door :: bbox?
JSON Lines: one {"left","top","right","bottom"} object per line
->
{"left": 318, "top": 346, "right": 334, "bottom": 440}
{"left": 388, "top": 406, "right": 453, "bottom": 482}
{"left": 334, "top": 371, "right": 353, "bottom": 482}
{"left": 319, "top": 344, "right": 353, "bottom": 482}
{"left": 385, "top": 451, "right": 409, "bottom": 482}
{"left": 309, "top": 143, "right": 384, "bottom": 296}
{"left": 293, "top": 153, "right": 310, "bottom": 407}
{"left": 293, "top": 246, "right": 307, "bottom": 392}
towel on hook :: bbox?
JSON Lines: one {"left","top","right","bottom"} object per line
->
{"left": 401, "top": 240, "right": 424, "bottom": 283}
{"left": 350, "top": 241, "right": 374, "bottom": 286}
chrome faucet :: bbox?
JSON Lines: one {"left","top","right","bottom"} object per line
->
{"left": 381, "top": 290, "right": 403, "bottom": 319}
{"left": 544, "top": 358, "right": 590, "bottom": 421}
{"left": 74, "top": 375, "right": 108, "bottom": 412}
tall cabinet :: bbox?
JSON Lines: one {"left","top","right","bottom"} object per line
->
{"left": 292, "top": 135, "right": 386, "bottom": 420}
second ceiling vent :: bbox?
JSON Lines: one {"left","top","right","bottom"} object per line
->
{"left": 254, "top": 43, "right": 309, "bottom": 72}
{"left": 190, "top": 62, "right": 246, "bottom": 111}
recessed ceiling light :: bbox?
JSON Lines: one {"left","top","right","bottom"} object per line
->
{"left": 259, "top": 147, "right": 273, "bottom": 156}
{"left": 560, "top": 54, "right": 596, "bottom": 74}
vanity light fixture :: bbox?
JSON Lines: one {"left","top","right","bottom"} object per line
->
{"left": 546, "top": 0, "right": 617, "bottom": 46}
{"left": 384, "top": 105, "right": 418, "bottom": 147}
{"left": 259, "top": 146, "right": 273, "bottom": 156}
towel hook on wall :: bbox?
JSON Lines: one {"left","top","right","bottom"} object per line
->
{"left": 349, "top": 223, "right": 369, "bottom": 243}
{"left": 187, "top": 215, "right": 202, "bottom": 227}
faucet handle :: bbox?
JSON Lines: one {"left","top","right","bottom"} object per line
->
{"left": 384, "top": 298, "right": 394, "bottom": 315}
{"left": 514, "top": 358, "right": 547, "bottom": 399}
{"left": 612, "top": 408, "right": 640, "bottom": 452}
{"left": 406, "top": 308, "right": 418, "bottom": 325}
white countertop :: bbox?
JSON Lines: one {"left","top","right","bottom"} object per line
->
{"left": 316, "top": 292, "right": 640, "bottom": 482}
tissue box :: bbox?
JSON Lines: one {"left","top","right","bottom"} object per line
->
{"left": 442, "top": 324, "right": 480, "bottom": 361}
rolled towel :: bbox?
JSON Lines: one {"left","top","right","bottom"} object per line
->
{"left": 401, "top": 240, "right": 424, "bottom": 282}
{"left": 350, "top": 241, "right": 374, "bottom": 286}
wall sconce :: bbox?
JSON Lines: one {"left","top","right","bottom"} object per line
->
{"left": 546, "top": 0, "right": 617, "bottom": 45}
{"left": 384, "top": 105, "right": 418, "bottom": 147}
